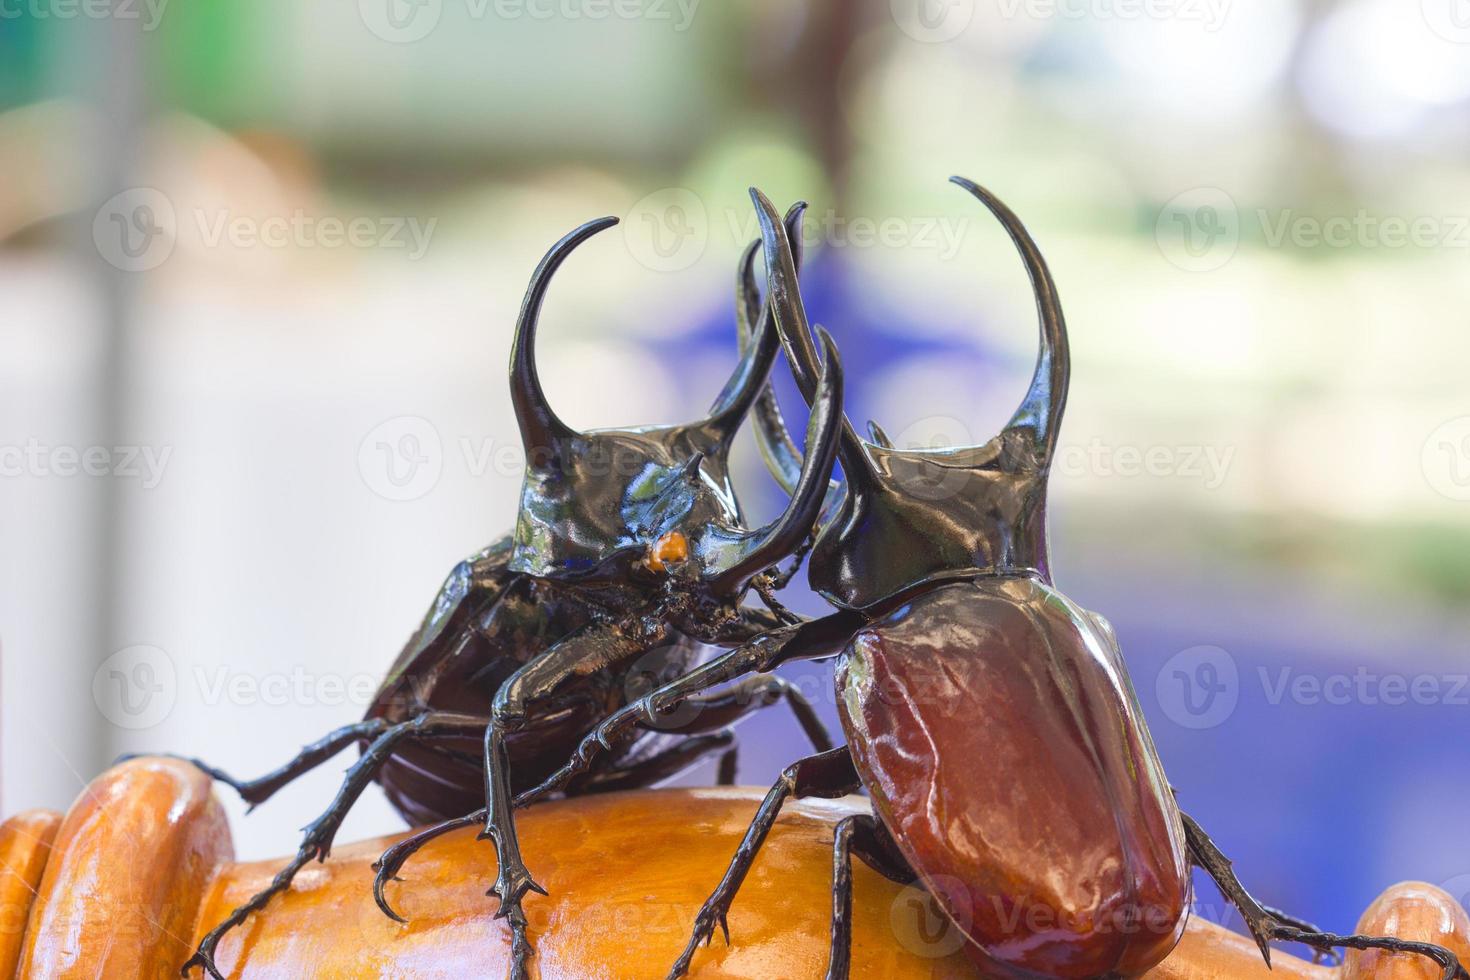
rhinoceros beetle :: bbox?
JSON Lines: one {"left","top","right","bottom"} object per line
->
{"left": 157, "top": 203, "right": 850, "bottom": 980}
{"left": 531, "top": 181, "right": 1469, "bottom": 980}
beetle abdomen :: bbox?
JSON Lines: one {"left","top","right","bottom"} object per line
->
{"left": 837, "top": 578, "right": 1189, "bottom": 979}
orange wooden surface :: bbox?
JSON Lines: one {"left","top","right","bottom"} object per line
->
{"left": 0, "top": 810, "right": 61, "bottom": 978}
{"left": 3, "top": 757, "right": 1468, "bottom": 979}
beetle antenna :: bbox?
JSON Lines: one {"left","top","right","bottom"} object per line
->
{"left": 510, "top": 216, "right": 618, "bottom": 464}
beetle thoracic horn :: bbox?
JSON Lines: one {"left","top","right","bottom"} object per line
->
{"left": 727, "top": 203, "right": 810, "bottom": 489}
{"left": 510, "top": 216, "right": 619, "bottom": 464}
{"left": 707, "top": 329, "right": 844, "bottom": 595}
{"left": 948, "top": 175, "right": 1070, "bottom": 467}
{"left": 702, "top": 202, "right": 809, "bottom": 445}
{"left": 752, "top": 180, "right": 1070, "bottom": 472}
{"left": 750, "top": 188, "right": 878, "bottom": 488}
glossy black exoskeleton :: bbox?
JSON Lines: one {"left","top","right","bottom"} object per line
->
{"left": 159, "top": 204, "right": 847, "bottom": 980}
{"left": 531, "top": 181, "right": 1469, "bottom": 980}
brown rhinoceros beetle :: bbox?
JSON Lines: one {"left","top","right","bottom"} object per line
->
{"left": 532, "top": 180, "right": 1468, "bottom": 980}
{"left": 149, "top": 203, "right": 848, "bottom": 980}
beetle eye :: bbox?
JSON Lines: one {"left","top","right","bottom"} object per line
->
{"left": 645, "top": 531, "right": 690, "bottom": 573}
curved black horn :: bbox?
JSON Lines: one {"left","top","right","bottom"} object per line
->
{"left": 511, "top": 216, "right": 618, "bottom": 460}
{"left": 703, "top": 202, "right": 808, "bottom": 443}
{"left": 949, "top": 175, "right": 1069, "bottom": 465}
{"left": 751, "top": 187, "right": 877, "bottom": 486}
{"left": 708, "top": 329, "right": 844, "bottom": 595}
{"left": 729, "top": 202, "right": 809, "bottom": 491}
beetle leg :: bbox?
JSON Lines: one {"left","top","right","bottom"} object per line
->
{"left": 576, "top": 729, "right": 737, "bottom": 794}
{"left": 518, "top": 611, "right": 858, "bottom": 806}
{"left": 123, "top": 718, "right": 394, "bottom": 811}
{"left": 827, "top": 813, "right": 917, "bottom": 980}
{"left": 182, "top": 711, "right": 488, "bottom": 980}
{"left": 371, "top": 731, "right": 740, "bottom": 922}
{"left": 482, "top": 617, "right": 667, "bottom": 980}
{"left": 668, "top": 746, "right": 861, "bottom": 980}
{"left": 639, "top": 673, "right": 834, "bottom": 775}
{"left": 1181, "top": 810, "right": 1468, "bottom": 980}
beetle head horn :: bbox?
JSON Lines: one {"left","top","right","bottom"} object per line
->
{"left": 696, "top": 202, "right": 809, "bottom": 447}
{"left": 510, "top": 216, "right": 619, "bottom": 465}
{"left": 704, "top": 328, "right": 845, "bottom": 595}
{"left": 751, "top": 179, "right": 1071, "bottom": 609}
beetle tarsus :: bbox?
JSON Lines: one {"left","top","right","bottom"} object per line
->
{"left": 671, "top": 748, "right": 862, "bottom": 978}
{"left": 1182, "top": 810, "right": 1467, "bottom": 980}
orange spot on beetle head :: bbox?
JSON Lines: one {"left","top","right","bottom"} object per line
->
{"left": 645, "top": 531, "right": 689, "bottom": 573}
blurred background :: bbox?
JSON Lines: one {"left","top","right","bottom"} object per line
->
{"left": 4, "top": 0, "right": 1470, "bottom": 950}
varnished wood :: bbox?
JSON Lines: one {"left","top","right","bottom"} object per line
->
{"left": 0, "top": 810, "right": 61, "bottom": 978}
{"left": 18, "top": 758, "right": 232, "bottom": 978}
{"left": 5, "top": 758, "right": 1468, "bottom": 978}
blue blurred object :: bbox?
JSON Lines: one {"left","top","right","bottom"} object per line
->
{"left": 655, "top": 251, "right": 1470, "bottom": 944}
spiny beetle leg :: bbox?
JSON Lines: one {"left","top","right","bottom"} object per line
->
{"left": 827, "top": 812, "right": 916, "bottom": 980}
{"left": 124, "top": 717, "right": 393, "bottom": 810}
{"left": 373, "top": 732, "right": 739, "bottom": 922}
{"left": 1181, "top": 810, "right": 1468, "bottom": 980}
{"left": 516, "top": 619, "right": 831, "bottom": 806}
{"left": 480, "top": 617, "right": 667, "bottom": 980}
{"left": 668, "top": 747, "right": 861, "bottom": 980}
{"left": 181, "top": 712, "right": 487, "bottom": 978}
